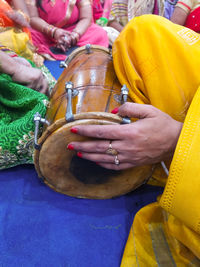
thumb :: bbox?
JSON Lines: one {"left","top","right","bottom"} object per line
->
{"left": 118, "top": 102, "right": 157, "bottom": 119}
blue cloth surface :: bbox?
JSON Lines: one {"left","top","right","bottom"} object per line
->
{"left": 0, "top": 164, "right": 163, "bottom": 267}
{"left": 45, "top": 46, "right": 79, "bottom": 80}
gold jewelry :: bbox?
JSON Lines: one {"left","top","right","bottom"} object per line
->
{"left": 42, "top": 24, "right": 56, "bottom": 38}
{"left": 72, "top": 29, "right": 81, "bottom": 38}
{"left": 51, "top": 27, "right": 58, "bottom": 39}
{"left": 71, "top": 31, "right": 80, "bottom": 43}
{"left": 17, "top": 10, "right": 30, "bottom": 23}
{"left": 106, "top": 141, "right": 118, "bottom": 156}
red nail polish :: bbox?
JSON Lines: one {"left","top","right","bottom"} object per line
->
{"left": 70, "top": 127, "right": 78, "bottom": 134}
{"left": 111, "top": 107, "right": 119, "bottom": 114}
{"left": 67, "top": 144, "right": 74, "bottom": 150}
{"left": 77, "top": 152, "right": 82, "bottom": 158}
{"left": 96, "top": 162, "right": 99, "bottom": 165}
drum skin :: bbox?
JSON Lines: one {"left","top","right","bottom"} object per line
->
{"left": 34, "top": 46, "right": 153, "bottom": 199}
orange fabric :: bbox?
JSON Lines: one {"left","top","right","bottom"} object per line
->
{"left": 0, "top": 0, "right": 14, "bottom": 27}
{"left": 0, "top": 0, "right": 31, "bottom": 39}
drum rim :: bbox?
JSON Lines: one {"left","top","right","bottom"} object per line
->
{"left": 34, "top": 112, "right": 123, "bottom": 180}
{"left": 64, "top": 45, "right": 112, "bottom": 67}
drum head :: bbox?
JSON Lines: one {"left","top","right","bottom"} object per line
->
{"left": 34, "top": 113, "right": 153, "bottom": 199}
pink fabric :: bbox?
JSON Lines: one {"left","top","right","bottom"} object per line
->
{"left": 31, "top": 0, "right": 109, "bottom": 60}
{"left": 92, "top": 0, "right": 104, "bottom": 21}
{"left": 153, "top": 0, "right": 159, "bottom": 15}
{"left": 185, "top": 6, "right": 200, "bottom": 32}
{"left": 102, "top": 0, "right": 113, "bottom": 18}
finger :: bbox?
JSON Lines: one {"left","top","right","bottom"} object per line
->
{"left": 118, "top": 102, "right": 158, "bottom": 119}
{"left": 68, "top": 140, "right": 111, "bottom": 154}
{"left": 76, "top": 151, "right": 129, "bottom": 166}
{"left": 57, "top": 43, "right": 67, "bottom": 52}
{"left": 77, "top": 151, "right": 120, "bottom": 164}
{"left": 39, "top": 77, "right": 49, "bottom": 95}
{"left": 68, "top": 139, "right": 130, "bottom": 156}
{"left": 98, "top": 162, "right": 134, "bottom": 170}
{"left": 70, "top": 38, "right": 76, "bottom": 46}
{"left": 70, "top": 124, "right": 129, "bottom": 140}
{"left": 62, "top": 35, "right": 71, "bottom": 47}
{"left": 31, "top": 73, "right": 43, "bottom": 91}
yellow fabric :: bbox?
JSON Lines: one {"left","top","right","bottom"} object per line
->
{"left": 113, "top": 15, "right": 200, "bottom": 120}
{"left": 112, "top": 15, "right": 200, "bottom": 265}
{"left": 159, "top": 85, "right": 200, "bottom": 258}
{"left": 121, "top": 86, "right": 200, "bottom": 265}
{"left": 121, "top": 203, "right": 200, "bottom": 266}
{"left": 0, "top": 28, "right": 34, "bottom": 60}
{"left": 113, "top": 14, "right": 200, "bottom": 184}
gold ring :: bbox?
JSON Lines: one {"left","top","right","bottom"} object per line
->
{"left": 106, "top": 141, "right": 118, "bottom": 156}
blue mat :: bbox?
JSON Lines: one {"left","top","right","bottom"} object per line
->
{"left": 0, "top": 60, "right": 163, "bottom": 266}
{"left": 0, "top": 164, "right": 163, "bottom": 266}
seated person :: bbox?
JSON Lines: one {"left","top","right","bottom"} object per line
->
{"left": 0, "top": 45, "right": 49, "bottom": 170}
{"left": 67, "top": 15, "right": 200, "bottom": 265}
{"left": 24, "top": 0, "right": 109, "bottom": 61}
{"left": 93, "top": 0, "right": 112, "bottom": 22}
{"left": 1, "top": 0, "right": 30, "bottom": 29}
{"left": 171, "top": 0, "right": 200, "bottom": 32}
{"left": 0, "top": 0, "right": 44, "bottom": 66}
{"left": 97, "top": 0, "right": 165, "bottom": 45}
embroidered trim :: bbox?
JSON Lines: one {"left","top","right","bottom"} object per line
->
{"left": 177, "top": 1, "right": 191, "bottom": 11}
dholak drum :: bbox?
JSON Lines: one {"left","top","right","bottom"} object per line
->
{"left": 34, "top": 45, "right": 153, "bottom": 199}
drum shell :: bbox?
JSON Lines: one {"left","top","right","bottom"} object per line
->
{"left": 34, "top": 46, "right": 153, "bottom": 199}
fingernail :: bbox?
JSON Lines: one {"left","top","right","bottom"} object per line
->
{"left": 70, "top": 127, "right": 78, "bottom": 134}
{"left": 67, "top": 144, "right": 74, "bottom": 150}
{"left": 96, "top": 162, "right": 99, "bottom": 165}
{"left": 77, "top": 152, "right": 82, "bottom": 158}
{"left": 111, "top": 107, "right": 119, "bottom": 114}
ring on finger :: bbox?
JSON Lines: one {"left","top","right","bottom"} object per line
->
{"left": 106, "top": 141, "right": 118, "bottom": 156}
{"left": 114, "top": 154, "right": 120, "bottom": 166}
{"left": 64, "top": 35, "right": 69, "bottom": 41}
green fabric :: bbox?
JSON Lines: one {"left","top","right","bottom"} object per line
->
{"left": 0, "top": 73, "right": 48, "bottom": 169}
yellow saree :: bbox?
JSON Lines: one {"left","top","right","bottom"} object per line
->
{"left": 112, "top": 15, "right": 200, "bottom": 265}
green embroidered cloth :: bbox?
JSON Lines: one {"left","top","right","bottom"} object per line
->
{"left": 0, "top": 73, "right": 48, "bottom": 169}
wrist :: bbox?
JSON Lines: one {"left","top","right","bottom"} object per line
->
{"left": 71, "top": 31, "right": 80, "bottom": 43}
{"left": 42, "top": 24, "right": 57, "bottom": 39}
{"left": 1, "top": 57, "right": 18, "bottom": 76}
{"left": 17, "top": 10, "right": 30, "bottom": 23}
{"left": 72, "top": 29, "right": 81, "bottom": 39}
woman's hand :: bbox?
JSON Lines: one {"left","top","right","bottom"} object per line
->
{"left": 54, "top": 28, "right": 71, "bottom": 52}
{"left": 11, "top": 64, "right": 48, "bottom": 95}
{"left": 70, "top": 31, "right": 80, "bottom": 46}
{"left": 67, "top": 103, "right": 183, "bottom": 170}
{"left": 0, "top": 50, "right": 48, "bottom": 95}
{"left": 13, "top": 57, "right": 32, "bottom": 67}
{"left": 6, "top": 10, "right": 30, "bottom": 27}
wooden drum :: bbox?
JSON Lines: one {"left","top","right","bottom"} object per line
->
{"left": 34, "top": 45, "right": 153, "bottom": 199}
